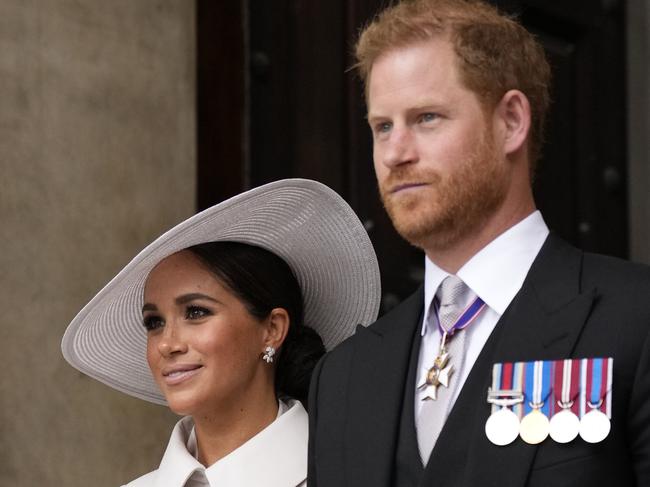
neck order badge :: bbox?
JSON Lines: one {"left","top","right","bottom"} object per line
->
{"left": 486, "top": 358, "right": 613, "bottom": 446}
{"left": 421, "top": 295, "right": 486, "bottom": 401}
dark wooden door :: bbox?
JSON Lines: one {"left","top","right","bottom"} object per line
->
{"left": 197, "top": 0, "right": 628, "bottom": 314}
{"left": 492, "top": 0, "right": 628, "bottom": 257}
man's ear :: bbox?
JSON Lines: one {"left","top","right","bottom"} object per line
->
{"left": 495, "top": 89, "right": 531, "bottom": 156}
{"left": 263, "top": 307, "right": 290, "bottom": 351}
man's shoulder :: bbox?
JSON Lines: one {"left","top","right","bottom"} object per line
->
{"left": 323, "top": 285, "right": 423, "bottom": 362}
{"left": 540, "top": 234, "right": 650, "bottom": 292}
{"left": 581, "top": 251, "right": 650, "bottom": 291}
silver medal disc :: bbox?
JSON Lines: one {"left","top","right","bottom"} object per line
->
{"left": 549, "top": 409, "right": 580, "bottom": 443}
{"left": 485, "top": 407, "right": 520, "bottom": 446}
{"left": 519, "top": 409, "right": 550, "bottom": 444}
{"left": 579, "top": 409, "right": 611, "bottom": 443}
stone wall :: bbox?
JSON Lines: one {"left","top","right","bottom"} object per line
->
{"left": 0, "top": 1, "right": 195, "bottom": 484}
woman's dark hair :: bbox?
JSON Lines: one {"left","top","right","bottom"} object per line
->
{"left": 187, "top": 241, "right": 325, "bottom": 404}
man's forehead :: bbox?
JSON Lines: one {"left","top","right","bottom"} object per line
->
{"left": 366, "top": 39, "right": 462, "bottom": 115}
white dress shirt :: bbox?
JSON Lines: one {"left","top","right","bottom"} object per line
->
{"left": 124, "top": 399, "right": 308, "bottom": 487}
{"left": 415, "top": 211, "right": 549, "bottom": 420}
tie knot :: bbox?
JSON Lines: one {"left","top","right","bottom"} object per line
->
{"left": 436, "top": 275, "right": 469, "bottom": 332}
{"left": 438, "top": 275, "right": 467, "bottom": 307}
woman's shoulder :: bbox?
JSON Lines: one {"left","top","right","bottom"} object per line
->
{"left": 121, "top": 469, "right": 158, "bottom": 487}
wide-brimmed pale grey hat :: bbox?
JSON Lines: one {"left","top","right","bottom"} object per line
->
{"left": 62, "top": 178, "right": 381, "bottom": 405}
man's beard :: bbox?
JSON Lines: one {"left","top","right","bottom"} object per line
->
{"left": 378, "top": 130, "right": 509, "bottom": 252}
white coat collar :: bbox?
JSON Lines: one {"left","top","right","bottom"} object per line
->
{"left": 154, "top": 399, "right": 308, "bottom": 487}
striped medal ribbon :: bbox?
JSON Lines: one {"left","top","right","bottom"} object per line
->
{"left": 519, "top": 360, "right": 553, "bottom": 444}
{"left": 579, "top": 358, "right": 613, "bottom": 443}
{"left": 485, "top": 362, "right": 524, "bottom": 446}
{"left": 549, "top": 359, "right": 581, "bottom": 443}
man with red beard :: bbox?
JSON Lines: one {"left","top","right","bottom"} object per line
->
{"left": 308, "top": 1, "right": 650, "bottom": 486}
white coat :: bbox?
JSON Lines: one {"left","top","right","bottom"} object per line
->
{"left": 123, "top": 399, "right": 307, "bottom": 487}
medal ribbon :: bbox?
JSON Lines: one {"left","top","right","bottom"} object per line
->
{"left": 490, "top": 363, "right": 502, "bottom": 415}
{"left": 490, "top": 362, "right": 525, "bottom": 417}
{"left": 584, "top": 357, "right": 613, "bottom": 418}
{"left": 435, "top": 295, "right": 486, "bottom": 336}
{"left": 553, "top": 359, "right": 580, "bottom": 416}
{"left": 513, "top": 361, "right": 525, "bottom": 418}
{"left": 524, "top": 360, "right": 553, "bottom": 417}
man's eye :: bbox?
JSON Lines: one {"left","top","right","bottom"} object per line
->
{"left": 186, "top": 306, "right": 210, "bottom": 320}
{"left": 375, "top": 122, "right": 392, "bottom": 134}
{"left": 420, "top": 112, "right": 438, "bottom": 123}
{"left": 143, "top": 315, "right": 164, "bottom": 332}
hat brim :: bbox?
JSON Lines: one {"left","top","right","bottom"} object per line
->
{"left": 61, "top": 179, "right": 381, "bottom": 405}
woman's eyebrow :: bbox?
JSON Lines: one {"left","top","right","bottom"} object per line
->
{"left": 175, "top": 293, "right": 220, "bottom": 305}
{"left": 142, "top": 303, "right": 157, "bottom": 313}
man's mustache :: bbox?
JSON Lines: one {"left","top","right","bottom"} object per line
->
{"left": 380, "top": 168, "right": 442, "bottom": 194}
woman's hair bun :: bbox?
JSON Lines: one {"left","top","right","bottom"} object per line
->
{"left": 276, "top": 324, "right": 325, "bottom": 404}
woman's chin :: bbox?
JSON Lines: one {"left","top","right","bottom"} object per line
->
{"left": 163, "top": 392, "right": 202, "bottom": 417}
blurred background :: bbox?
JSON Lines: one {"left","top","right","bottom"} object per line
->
{"left": 1, "top": 0, "right": 648, "bottom": 485}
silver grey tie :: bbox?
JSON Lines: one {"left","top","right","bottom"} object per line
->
{"left": 416, "top": 275, "right": 471, "bottom": 464}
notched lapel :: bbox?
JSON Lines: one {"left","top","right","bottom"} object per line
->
{"left": 493, "top": 282, "right": 598, "bottom": 363}
{"left": 344, "top": 288, "right": 423, "bottom": 487}
{"left": 458, "top": 236, "right": 599, "bottom": 487}
{"left": 489, "top": 234, "right": 597, "bottom": 362}
{"left": 459, "top": 285, "right": 598, "bottom": 486}
{"left": 538, "top": 287, "right": 598, "bottom": 353}
{"left": 423, "top": 235, "right": 599, "bottom": 487}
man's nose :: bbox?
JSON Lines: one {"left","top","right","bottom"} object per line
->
{"left": 379, "top": 127, "right": 418, "bottom": 169}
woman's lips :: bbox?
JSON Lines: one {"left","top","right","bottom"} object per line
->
{"left": 161, "top": 364, "right": 203, "bottom": 385}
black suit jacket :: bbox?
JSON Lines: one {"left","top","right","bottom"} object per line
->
{"left": 308, "top": 234, "right": 650, "bottom": 486}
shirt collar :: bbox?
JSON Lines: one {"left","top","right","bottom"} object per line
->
{"left": 423, "top": 211, "right": 549, "bottom": 334}
{"left": 154, "top": 399, "right": 308, "bottom": 487}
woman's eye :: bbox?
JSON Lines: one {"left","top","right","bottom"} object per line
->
{"left": 186, "top": 305, "right": 211, "bottom": 320}
{"left": 143, "top": 315, "right": 164, "bottom": 332}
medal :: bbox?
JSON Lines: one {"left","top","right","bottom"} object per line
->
{"left": 421, "top": 333, "right": 454, "bottom": 400}
{"left": 549, "top": 359, "right": 580, "bottom": 443}
{"left": 578, "top": 358, "right": 612, "bottom": 443}
{"left": 579, "top": 405, "right": 611, "bottom": 443}
{"left": 485, "top": 362, "right": 524, "bottom": 446}
{"left": 519, "top": 360, "right": 552, "bottom": 445}
{"left": 485, "top": 407, "right": 520, "bottom": 446}
{"left": 487, "top": 357, "right": 614, "bottom": 446}
{"left": 550, "top": 409, "right": 580, "bottom": 443}
{"left": 520, "top": 408, "right": 550, "bottom": 444}
{"left": 421, "top": 295, "right": 486, "bottom": 400}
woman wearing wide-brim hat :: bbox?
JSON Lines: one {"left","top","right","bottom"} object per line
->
{"left": 61, "top": 179, "right": 381, "bottom": 487}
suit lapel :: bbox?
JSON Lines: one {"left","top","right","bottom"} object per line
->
{"left": 345, "top": 287, "right": 424, "bottom": 487}
{"left": 424, "top": 234, "right": 598, "bottom": 486}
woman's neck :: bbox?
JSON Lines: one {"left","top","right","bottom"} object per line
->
{"left": 192, "top": 388, "right": 279, "bottom": 467}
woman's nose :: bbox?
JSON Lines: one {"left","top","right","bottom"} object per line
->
{"left": 157, "top": 324, "right": 188, "bottom": 357}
